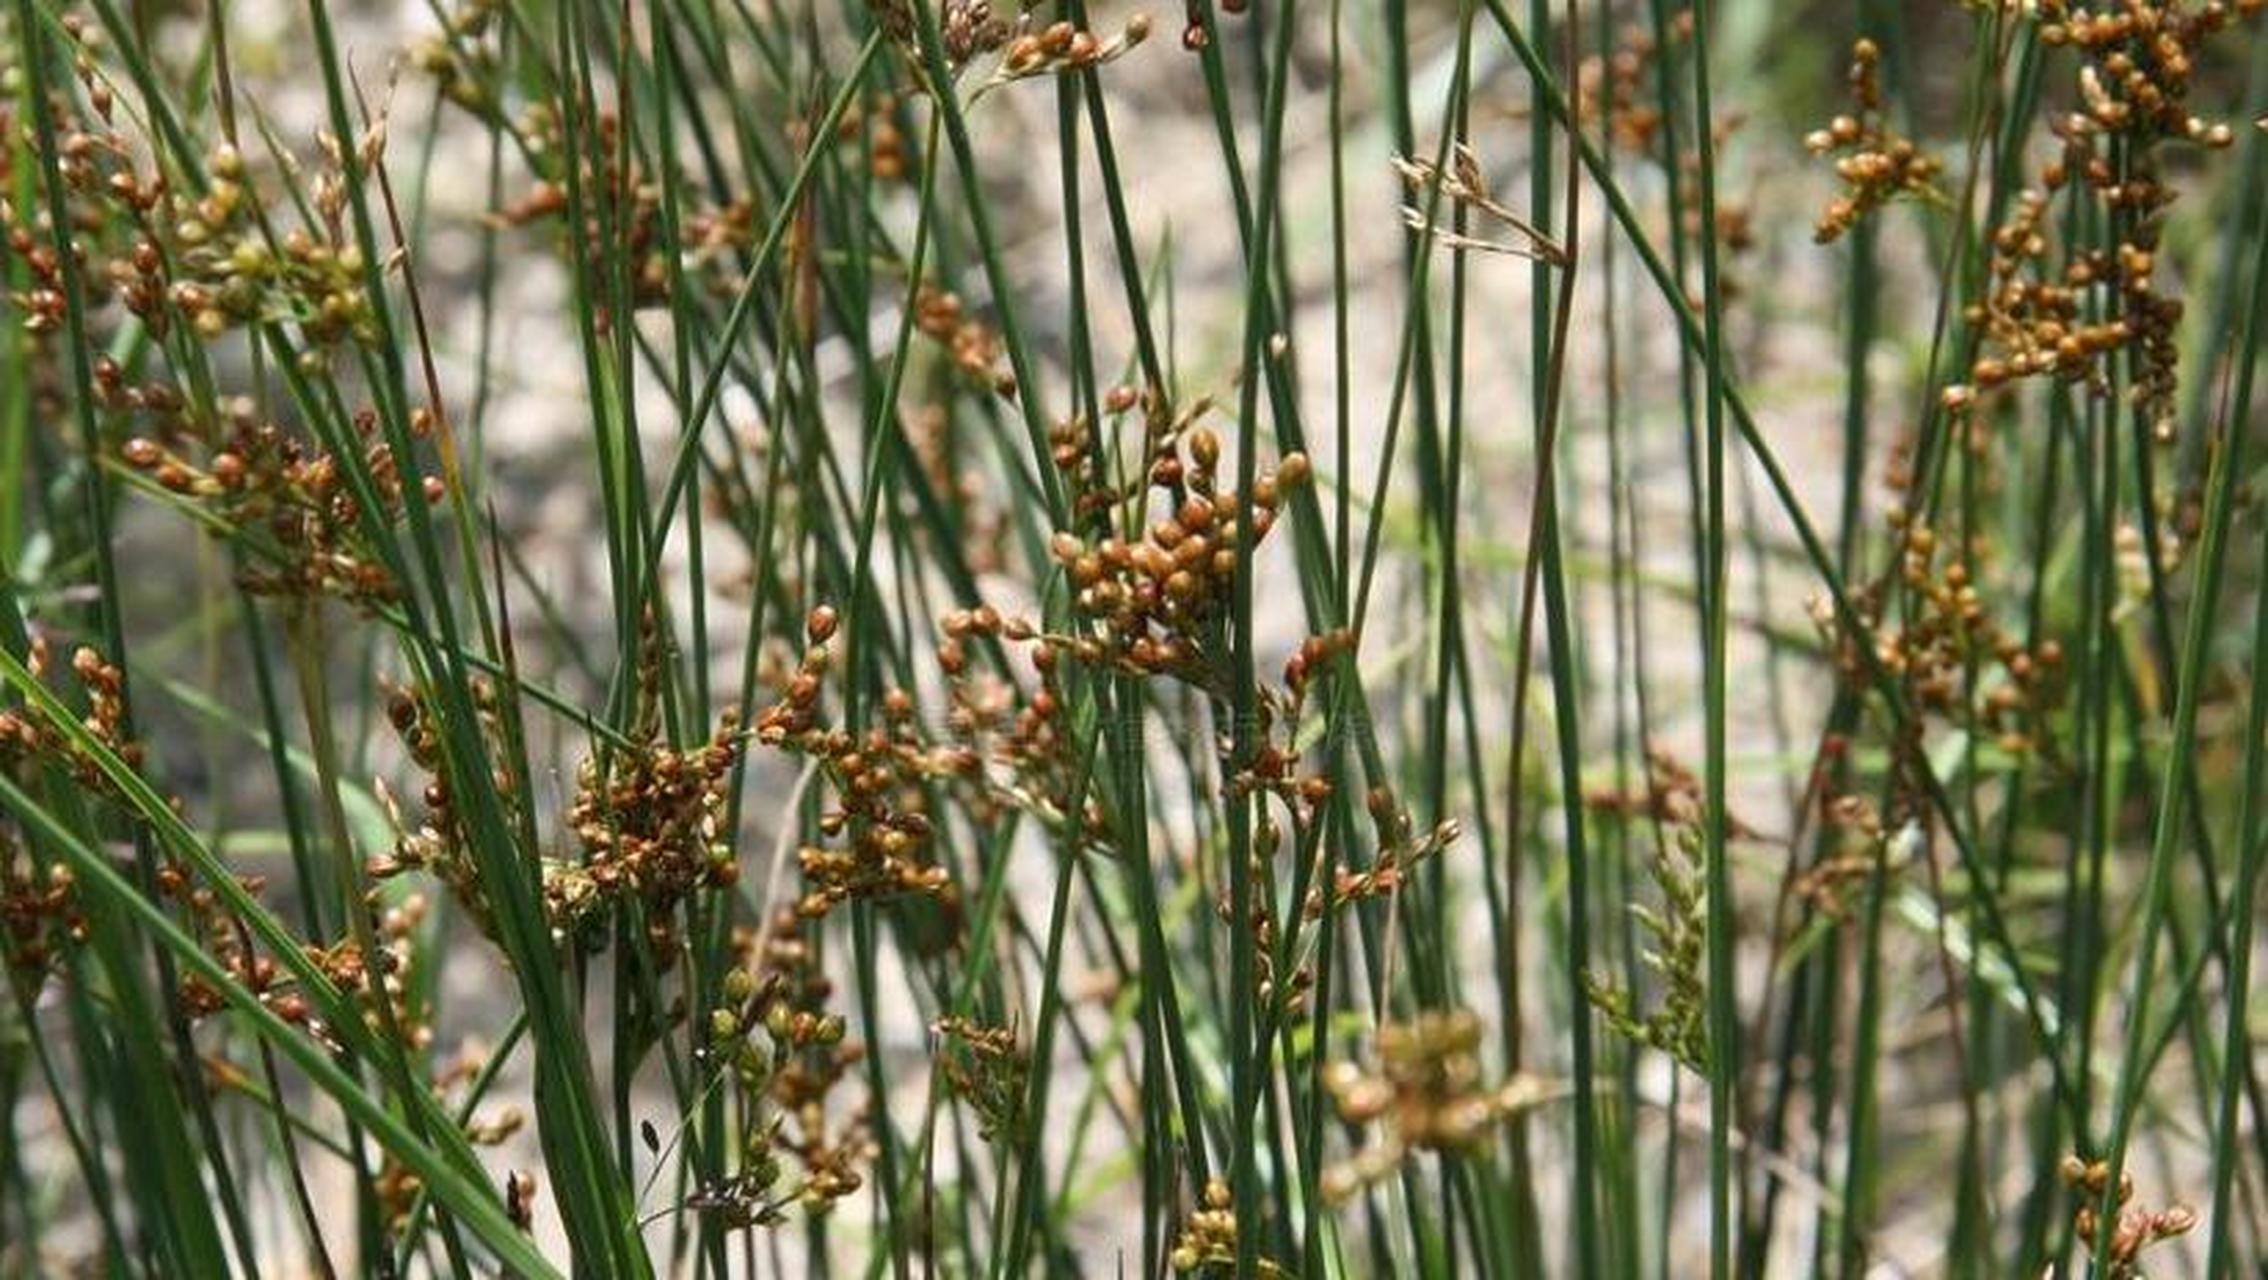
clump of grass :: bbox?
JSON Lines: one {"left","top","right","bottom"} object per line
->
{"left": 0, "top": 0, "right": 2265, "bottom": 1275}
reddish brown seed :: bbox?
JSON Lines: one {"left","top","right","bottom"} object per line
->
{"left": 807, "top": 605, "right": 840, "bottom": 643}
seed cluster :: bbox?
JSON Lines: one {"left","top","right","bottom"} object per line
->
{"left": 913, "top": 286, "right": 1016, "bottom": 398}
{"left": 491, "top": 107, "right": 670, "bottom": 329}
{"left": 122, "top": 398, "right": 440, "bottom": 609}
{"left": 757, "top": 608, "right": 957, "bottom": 919}
{"left": 1943, "top": 188, "right": 2134, "bottom": 412}
{"left": 0, "top": 638, "right": 148, "bottom": 798}
{"left": 2060, "top": 1155, "right": 2197, "bottom": 1277}
{"left": 1576, "top": 14, "right": 1692, "bottom": 157}
{"left": 937, "top": 607, "right": 1108, "bottom": 850}
{"left": 373, "top": 677, "right": 521, "bottom": 937}
{"left": 983, "top": 15, "right": 1151, "bottom": 94}
{"left": 1943, "top": 0, "right": 2259, "bottom": 439}
{"left": 1805, "top": 40, "right": 1944, "bottom": 244}
{"left": 1044, "top": 421, "right": 1310, "bottom": 684}
{"left": 695, "top": 910, "right": 870, "bottom": 1224}
{"left": 1168, "top": 1179, "right": 1287, "bottom": 1275}
{"left": 1319, "top": 1010, "right": 1547, "bottom": 1204}
{"left": 159, "top": 858, "right": 303, "bottom": 1032}
{"left": 1813, "top": 514, "right": 2065, "bottom": 755}
{"left": 834, "top": 95, "right": 910, "bottom": 180}
{"left": 1331, "top": 784, "right": 1460, "bottom": 904}
{"left": 1798, "top": 780, "right": 1891, "bottom": 919}
{"left": 932, "top": 1015, "right": 1029, "bottom": 1144}
{"left": 867, "top": 0, "right": 1009, "bottom": 71}
{"left": 0, "top": 835, "right": 82, "bottom": 983}
{"left": 0, "top": 45, "right": 384, "bottom": 356}
{"left": 555, "top": 712, "right": 743, "bottom": 957}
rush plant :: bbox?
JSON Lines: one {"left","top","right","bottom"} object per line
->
{"left": 0, "top": 0, "right": 2263, "bottom": 1275}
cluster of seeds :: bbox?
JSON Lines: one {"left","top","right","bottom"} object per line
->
{"left": 980, "top": 14, "right": 1151, "bottom": 95}
{"left": 1044, "top": 422, "right": 1310, "bottom": 684}
{"left": 1941, "top": 188, "right": 2134, "bottom": 412}
{"left": 1319, "top": 1009, "right": 1547, "bottom": 1204}
{"left": 1796, "top": 780, "right": 1892, "bottom": 919}
{"left": 1812, "top": 513, "right": 2065, "bottom": 754}
{"left": 553, "top": 713, "right": 742, "bottom": 957}
{"left": 1805, "top": 39, "right": 1944, "bottom": 243}
{"left": 1576, "top": 14, "right": 1691, "bottom": 157}
{"left": 164, "top": 868, "right": 283, "bottom": 1021}
{"left": 932, "top": 1016, "right": 1028, "bottom": 1144}
{"left": 1168, "top": 1179, "right": 1286, "bottom": 1275}
{"left": 1330, "top": 784, "right": 1460, "bottom": 904}
{"left": 1942, "top": 0, "right": 2259, "bottom": 438}
{"left": 833, "top": 95, "right": 910, "bottom": 180}
{"left": 0, "top": 41, "right": 383, "bottom": 356}
{"left": 1177, "top": 0, "right": 1250, "bottom": 53}
{"left": 490, "top": 108, "right": 669, "bottom": 327}
{"left": 913, "top": 286, "right": 1016, "bottom": 398}
{"left": 1583, "top": 746, "right": 1759, "bottom": 840}
{"left": 407, "top": 0, "right": 506, "bottom": 115}
{"left": 867, "top": 0, "right": 1008, "bottom": 71}
{"left": 171, "top": 138, "right": 382, "bottom": 349}
{"left": 0, "top": 834, "right": 82, "bottom": 984}
{"left": 0, "top": 638, "right": 147, "bottom": 794}
{"left": 756, "top": 607, "right": 958, "bottom": 919}
{"left": 1, "top": 63, "right": 169, "bottom": 339}
{"left": 936, "top": 608, "right": 1112, "bottom": 850}
{"left": 372, "top": 677, "right": 521, "bottom": 938}
{"left": 2040, "top": 0, "right": 2257, "bottom": 146}
{"left": 302, "top": 893, "right": 437, "bottom": 1051}
{"left": 121, "top": 399, "right": 440, "bottom": 609}
{"left": 694, "top": 910, "right": 870, "bottom": 1225}
{"left": 939, "top": 0, "right": 1012, "bottom": 65}
{"left": 2060, "top": 1155, "right": 2197, "bottom": 1277}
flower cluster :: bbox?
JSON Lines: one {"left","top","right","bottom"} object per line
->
{"left": 1805, "top": 39, "right": 1944, "bottom": 243}
{"left": 1583, "top": 821, "right": 1709, "bottom": 1072}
